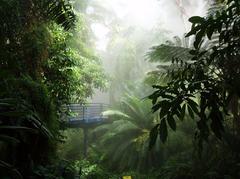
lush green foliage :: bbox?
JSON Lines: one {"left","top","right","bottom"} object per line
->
{"left": 44, "top": 22, "right": 107, "bottom": 106}
{"left": 0, "top": 0, "right": 75, "bottom": 176}
{"left": 145, "top": 35, "right": 194, "bottom": 85}
{"left": 2, "top": 0, "right": 240, "bottom": 178}
{"left": 149, "top": 0, "right": 240, "bottom": 144}
{"left": 0, "top": 0, "right": 107, "bottom": 177}
{"left": 147, "top": 0, "right": 240, "bottom": 178}
{"left": 95, "top": 94, "right": 157, "bottom": 172}
{"left": 90, "top": 89, "right": 195, "bottom": 174}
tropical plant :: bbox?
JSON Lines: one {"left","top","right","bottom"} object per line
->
{"left": 43, "top": 22, "right": 107, "bottom": 106}
{"left": 57, "top": 129, "right": 85, "bottom": 161}
{"left": 153, "top": 127, "right": 240, "bottom": 179}
{"left": 0, "top": 0, "right": 76, "bottom": 177}
{"left": 0, "top": 84, "right": 54, "bottom": 178}
{"left": 33, "top": 159, "right": 77, "bottom": 179}
{"left": 92, "top": 94, "right": 157, "bottom": 172}
{"left": 142, "top": 1, "right": 240, "bottom": 178}
{"left": 148, "top": 0, "right": 240, "bottom": 158}
{"left": 145, "top": 35, "right": 194, "bottom": 85}
{"left": 92, "top": 92, "right": 195, "bottom": 174}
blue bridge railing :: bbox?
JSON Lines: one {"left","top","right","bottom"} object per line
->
{"left": 63, "top": 103, "right": 109, "bottom": 128}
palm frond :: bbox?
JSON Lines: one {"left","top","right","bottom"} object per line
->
{"left": 0, "top": 135, "right": 20, "bottom": 144}
{"left": 93, "top": 94, "right": 157, "bottom": 171}
{"left": 45, "top": 0, "right": 76, "bottom": 30}
{"left": 0, "top": 160, "right": 23, "bottom": 179}
{"left": 145, "top": 35, "right": 195, "bottom": 84}
{"left": 207, "top": 2, "right": 225, "bottom": 17}
{"left": 0, "top": 98, "right": 53, "bottom": 138}
{"left": 147, "top": 44, "right": 193, "bottom": 63}
{"left": 120, "top": 95, "right": 155, "bottom": 128}
{"left": 102, "top": 110, "right": 131, "bottom": 119}
{"left": 0, "top": 126, "right": 38, "bottom": 134}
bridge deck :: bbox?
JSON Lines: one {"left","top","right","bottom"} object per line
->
{"left": 63, "top": 103, "right": 109, "bottom": 128}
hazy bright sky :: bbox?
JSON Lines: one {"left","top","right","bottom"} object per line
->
{"left": 90, "top": 0, "right": 210, "bottom": 50}
{"left": 88, "top": 0, "right": 211, "bottom": 103}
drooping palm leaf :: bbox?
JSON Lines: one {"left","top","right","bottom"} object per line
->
{"left": 93, "top": 94, "right": 158, "bottom": 172}
{"left": 102, "top": 110, "right": 131, "bottom": 119}
{"left": 0, "top": 126, "right": 38, "bottom": 134}
{"left": 45, "top": 0, "right": 76, "bottom": 30}
{"left": 0, "top": 0, "right": 75, "bottom": 36}
{"left": 0, "top": 98, "right": 53, "bottom": 138}
{"left": 0, "top": 160, "right": 23, "bottom": 179}
{"left": 147, "top": 45, "right": 193, "bottom": 63}
{"left": 0, "top": 135, "right": 20, "bottom": 144}
{"left": 145, "top": 36, "right": 195, "bottom": 84}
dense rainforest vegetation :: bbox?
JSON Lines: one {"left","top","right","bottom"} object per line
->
{"left": 1, "top": 0, "right": 240, "bottom": 178}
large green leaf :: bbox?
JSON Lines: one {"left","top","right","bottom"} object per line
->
{"left": 167, "top": 115, "right": 176, "bottom": 131}
{"left": 0, "top": 126, "right": 38, "bottom": 134}
{"left": 102, "top": 110, "right": 131, "bottom": 119}
{"left": 0, "top": 160, "right": 23, "bottom": 179}
{"left": 149, "top": 124, "right": 159, "bottom": 149}
{"left": 159, "top": 118, "right": 168, "bottom": 143}
{"left": 45, "top": 0, "right": 76, "bottom": 30}
{"left": 0, "top": 135, "right": 20, "bottom": 144}
{"left": 188, "top": 16, "right": 205, "bottom": 23}
{"left": 147, "top": 45, "right": 193, "bottom": 63}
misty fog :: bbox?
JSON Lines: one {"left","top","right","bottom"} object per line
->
{"left": 4, "top": 0, "right": 239, "bottom": 178}
{"left": 88, "top": 0, "right": 211, "bottom": 103}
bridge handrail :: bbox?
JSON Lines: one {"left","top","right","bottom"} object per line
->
{"left": 62, "top": 103, "right": 109, "bottom": 122}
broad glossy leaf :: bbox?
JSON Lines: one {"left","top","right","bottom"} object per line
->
{"left": 159, "top": 118, "right": 168, "bottom": 143}
{"left": 149, "top": 124, "right": 159, "bottom": 149}
{"left": 194, "top": 29, "right": 205, "bottom": 49}
{"left": 160, "top": 101, "right": 171, "bottom": 118}
{"left": 187, "top": 105, "right": 195, "bottom": 119}
{"left": 189, "top": 16, "right": 205, "bottom": 23}
{"left": 167, "top": 115, "right": 176, "bottom": 131}
{"left": 206, "top": 25, "right": 215, "bottom": 40}
{"left": 187, "top": 98, "right": 199, "bottom": 114}
{"left": 180, "top": 103, "right": 186, "bottom": 121}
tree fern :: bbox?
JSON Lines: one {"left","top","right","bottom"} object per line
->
{"left": 147, "top": 44, "right": 192, "bottom": 63}
{"left": 93, "top": 95, "right": 158, "bottom": 172}
{"left": 145, "top": 36, "right": 194, "bottom": 84}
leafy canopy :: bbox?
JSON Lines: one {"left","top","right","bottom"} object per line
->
{"left": 149, "top": 0, "right": 240, "bottom": 147}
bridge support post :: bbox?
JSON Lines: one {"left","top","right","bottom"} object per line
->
{"left": 83, "top": 128, "right": 88, "bottom": 158}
